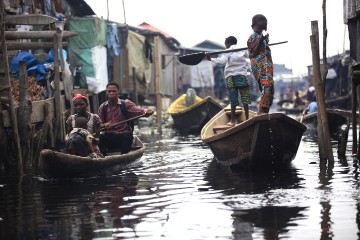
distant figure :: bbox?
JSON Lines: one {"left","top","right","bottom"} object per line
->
{"left": 177, "top": 76, "right": 184, "bottom": 94}
{"left": 247, "top": 14, "right": 274, "bottom": 115}
{"left": 307, "top": 86, "right": 316, "bottom": 102}
{"left": 294, "top": 91, "right": 305, "bottom": 107}
{"left": 286, "top": 87, "right": 292, "bottom": 99}
{"left": 206, "top": 35, "right": 250, "bottom": 124}
{"left": 184, "top": 88, "right": 197, "bottom": 107}
{"left": 305, "top": 97, "right": 317, "bottom": 114}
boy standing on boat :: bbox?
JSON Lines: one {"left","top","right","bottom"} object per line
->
{"left": 206, "top": 36, "right": 251, "bottom": 125}
{"left": 247, "top": 14, "right": 274, "bottom": 115}
{"left": 98, "top": 82, "right": 154, "bottom": 155}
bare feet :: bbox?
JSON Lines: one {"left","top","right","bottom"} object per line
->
{"left": 227, "top": 122, "right": 236, "bottom": 127}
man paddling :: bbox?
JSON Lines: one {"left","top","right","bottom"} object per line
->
{"left": 98, "top": 82, "right": 154, "bottom": 155}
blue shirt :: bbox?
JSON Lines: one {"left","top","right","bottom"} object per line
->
{"left": 307, "top": 102, "right": 317, "bottom": 113}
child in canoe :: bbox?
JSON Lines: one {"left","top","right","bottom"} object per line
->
{"left": 247, "top": 14, "right": 274, "bottom": 115}
{"left": 66, "top": 116, "right": 103, "bottom": 159}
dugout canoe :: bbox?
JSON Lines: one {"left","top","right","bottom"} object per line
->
{"left": 201, "top": 106, "right": 307, "bottom": 169}
{"left": 38, "top": 136, "right": 145, "bottom": 178}
{"left": 167, "top": 94, "right": 223, "bottom": 133}
{"left": 299, "top": 108, "right": 348, "bottom": 137}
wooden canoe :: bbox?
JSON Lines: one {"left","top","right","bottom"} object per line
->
{"left": 167, "top": 94, "right": 223, "bottom": 132}
{"left": 277, "top": 101, "right": 305, "bottom": 115}
{"left": 38, "top": 136, "right": 145, "bottom": 178}
{"left": 201, "top": 106, "right": 307, "bottom": 169}
{"left": 300, "top": 108, "right": 348, "bottom": 137}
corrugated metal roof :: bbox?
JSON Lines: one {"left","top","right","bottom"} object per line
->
{"left": 128, "top": 23, "right": 180, "bottom": 51}
{"left": 139, "top": 22, "right": 173, "bottom": 38}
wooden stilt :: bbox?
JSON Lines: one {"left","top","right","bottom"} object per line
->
{"left": 132, "top": 67, "right": 138, "bottom": 105}
{"left": 154, "top": 36, "right": 162, "bottom": 135}
{"left": 53, "top": 33, "right": 64, "bottom": 144}
{"left": 310, "top": 34, "right": 334, "bottom": 162}
{"left": 18, "top": 61, "right": 32, "bottom": 167}
{"left": 352, "top": 79, "right": 358, "bottom": 154}
{"left": 0, "top": 0, "right": 23, "bottom": 173}
{"left": 311, "top": 21, "right": 326, "bottom": 160}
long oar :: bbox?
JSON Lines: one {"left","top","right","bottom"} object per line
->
{"left": 299, "top": 107, "right": 307, "bottom": 123}
{"left": 179, "top": 41, "right": 288, "bottom": 66}
{"left": 100, "top": 113, "right": 147, "bottom": 131}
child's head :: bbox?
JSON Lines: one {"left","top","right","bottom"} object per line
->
{"left": 251, "top": 14, "right": 267, "bottom": 33}
{"left": 224, "top": 36, "right": 237, "bottom": 48}
{"left": 75, "top": 116, "right": 88, "bottom": 129}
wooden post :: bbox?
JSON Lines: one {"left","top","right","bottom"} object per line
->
{"left": 33, "top": 102, "right": 51, "bottom": 166}
{"left": 357, "top": 80, "right": 360, "bottom": 157}
{"left": 53, "top": 33, "right": 64, "bottom": 144}
{"left": 322, "top": 0, "right": 328, "bottom": 93}
{"left": 310, "top": 34, "right": 334, "bottom": 162}
{"left": 0, "top": 0, "right": 23, "bottom": 173}
{"left": 122, "top": 48, "right": 129, "bottom": 89}
{"left": 18, "top": 61, "right": 32, "bottom": 167}
{"left": 352, "top": 77, "right": 358, "bottom": 154}
{"left": 154, "top": 36, "right": 162, "bottom": 135}
{"left": 132, "top": 67, "right": 138, "bottom": 105}
{"left": 311, "top": 21, "right": 326, "bottom": 160}
{"left": 0, "top": 98, "right": 8, "bottom": 169}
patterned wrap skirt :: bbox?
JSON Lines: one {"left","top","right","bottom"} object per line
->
{"left": 225, "top": 75, "right": 251, "bottom": 107}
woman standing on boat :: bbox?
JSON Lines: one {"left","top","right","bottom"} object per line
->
{"left": 65, "top": 94, "right": 102, "bottom": 138}
{"left": 206, "top": 36, "right": 251, "bottom": 125}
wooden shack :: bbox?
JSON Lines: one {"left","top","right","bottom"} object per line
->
{"left": 344, "top": 0, "right": 360, "bottom": 155}
{"left": 0, "top": 10, "right": 77, "bottom": 171}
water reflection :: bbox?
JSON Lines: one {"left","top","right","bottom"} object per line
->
{"left": 232, "top": 206, "right": 306, "bottom": 240}
{"left": 206, "top": 159, "right": 303, "bottom": 194}
{"left": 205, "top": 159, "right": 306, "bottom": 239}
{"left": 1, "top": 126, "right": 360, "bottom": 239}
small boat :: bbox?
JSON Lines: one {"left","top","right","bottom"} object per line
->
{"left": 277, "top": 101, "right": 305, "bottom": 115}
{"left": 201, "top": 106, "right": 307, "bottom": 169}
{"left": 38, "top": 135, "right": 145, "bottom": 178}
{"left": 300, "top": 108, "right": 348, "bottom": 137}
{"left": 167, "top": 92, "right": 223, "bottom": 133}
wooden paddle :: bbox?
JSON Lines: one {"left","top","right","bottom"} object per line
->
{"left": 100, "top": 113, "right": 147, "bottom": 131}
{"left": 299, "top": 107, "right": 308, "bottom": 123}
{"left": 179, "top": 41, "right": 288, "bottom": 66}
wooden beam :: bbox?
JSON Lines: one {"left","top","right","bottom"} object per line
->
{"left": 5, "top": 30, "right": 78, "bottom": 39}
{"left": 0, "top": 42, "right": 68, "bottom": 51}
{"left": 5, "top": 14, "right": 57, "bottom": 25}
{"left": 1, "top": 98, "right": 55, "bottom": 127}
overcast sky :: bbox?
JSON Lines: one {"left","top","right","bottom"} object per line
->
{"left": 84, "top": 0, "right": 349, "bottom": 76}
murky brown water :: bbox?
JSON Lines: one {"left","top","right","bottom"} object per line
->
{"left": 0, "top": 124, "right": 359, "bottom": 240}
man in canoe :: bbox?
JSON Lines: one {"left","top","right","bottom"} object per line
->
{"left": 206, "top": 36, "right": 251, "bottom": 125}
{"left": 247, "top": 14, "right": 274, "bottom": 115}
{"left": 98, "top": 82, "right": 154, "bottom": 155}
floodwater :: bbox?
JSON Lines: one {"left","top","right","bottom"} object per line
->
{"left": 0, "top": 121, "right": 360, "bottom": 240}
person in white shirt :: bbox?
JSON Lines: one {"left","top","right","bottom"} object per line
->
{"left": 206, "top": 36, "right": 251, "bottom": 126}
